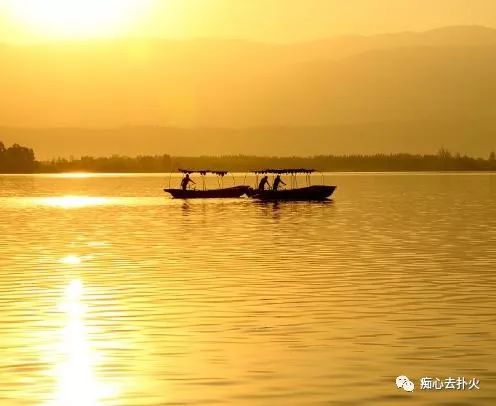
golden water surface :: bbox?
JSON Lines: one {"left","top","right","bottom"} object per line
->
{"left": 0, "top": 173, "right": 495, "bottom": 405}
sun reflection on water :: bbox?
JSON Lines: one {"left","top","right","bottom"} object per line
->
{"left": 40, "top": 196, "right": 110, "bottom": 209}
{"left": 45, "top": 280, "right": 118, "bottom": 406}
{"left": 55, "top": 173, "right": 94, "bottom": 179}
{"left": 59, "top": 255, "right": 82, "bottom": 265}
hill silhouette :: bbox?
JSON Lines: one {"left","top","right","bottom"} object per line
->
{"left": 1, "top": 26, "right": 496, "bottom": 157}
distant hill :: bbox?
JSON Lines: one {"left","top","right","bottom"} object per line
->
{"left": 1, "top": 25, "right": 496, "bottom": 157}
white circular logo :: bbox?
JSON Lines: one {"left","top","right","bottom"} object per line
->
{"left": 396, "top": 375, "right": 415, "bottom": 392}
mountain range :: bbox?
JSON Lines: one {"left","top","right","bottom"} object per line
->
{"left": 1, "top": 25, "right": 495, "bottom": 158}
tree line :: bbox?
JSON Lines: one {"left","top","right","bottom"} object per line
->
{"left": 1, "top": 141, "right": 496, "bottom": 173}
{"left": 0, "top": 142, "right": 36, "bottom": 173}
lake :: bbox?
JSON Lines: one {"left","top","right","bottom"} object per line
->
{"left": 0, "top": 173, "right": 495, "bottom": 405}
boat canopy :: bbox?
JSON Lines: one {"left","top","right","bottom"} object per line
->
{"left": 179, "top": 169, "right": 229, "bottom": 176}
{"left": 253, "top": 169, "right": 316, "bottom": 174}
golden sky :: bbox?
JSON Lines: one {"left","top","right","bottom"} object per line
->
{"left": 1, "top": 0, "right": 496, "bottom": 43}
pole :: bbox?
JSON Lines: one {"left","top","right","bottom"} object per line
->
{"left": 168, "top": 161, "right": 173, "bottom": 189}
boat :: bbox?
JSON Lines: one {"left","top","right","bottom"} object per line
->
{"left": 247, "top": 169, "right": 336, "bottom": 201}
{"left": 164, "top": 185, "right": 250, "bottom": 199}
{"left": 248, "top": 185, "right": 336, "bottom": 200}
{"left": 164, "top": 170, "right": 250, "bottom": 199}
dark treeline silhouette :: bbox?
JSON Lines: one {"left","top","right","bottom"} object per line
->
{"left": 1, "top": 141, "right": 496, "bottom": 173}
{"left": 39, "top": 150, "right": 496, "bottom": 173}
{"left": 0, "top": 142, "right": 37, "bottom": 173}
{"left": 42, "top": 155, "right": 173, "bottom": 173}
{"left": 168, "top": 150, "right": 496, "bottom": 172}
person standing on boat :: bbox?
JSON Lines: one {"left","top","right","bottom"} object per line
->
{"left": 272, "top": 175, "right": 286, "bottom": 191}
{"left": 258, "top": 175, "right": 270, "bottom": 191}
{"left": 181, "top": 173, "right": 195, "bottom": 191}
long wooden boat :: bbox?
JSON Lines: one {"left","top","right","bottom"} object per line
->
{"left": 248, "top": 185, "right": 336, "bottom": 201}
{"left": 164, "top": 185, "right": 250, "bottom": 199}
{"left": 248, "top": 169, "right": 336, "bottom": 201}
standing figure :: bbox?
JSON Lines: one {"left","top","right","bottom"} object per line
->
{"left": 272, "top": 175, "right": 286, "bottom": 191}
{"left": 181, "top": 173, "right": 195, "bottom": 191}
{"left": 258, "top": 175, "right": 270, "bottom": 191}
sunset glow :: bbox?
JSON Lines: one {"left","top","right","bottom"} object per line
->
{"left": 6, "top": 0, "right": 151, "bottom": 39}
{"left": 1, "top": 1, "right": 495, "bottom": 405}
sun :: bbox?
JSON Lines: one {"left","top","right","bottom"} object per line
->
{"left": 7, "top": 0, "right": 152, "bottom": 40}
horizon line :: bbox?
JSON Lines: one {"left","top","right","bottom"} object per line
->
{"left": 2, "top": 24, "right": 496, "bottom": 47}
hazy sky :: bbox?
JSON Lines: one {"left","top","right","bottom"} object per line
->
{"left": 1, "top": 0, "right": 496, "bottom": 43}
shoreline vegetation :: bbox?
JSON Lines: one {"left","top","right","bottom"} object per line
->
{"left": 1, "top": 141, "right": 496, "bottom": 174}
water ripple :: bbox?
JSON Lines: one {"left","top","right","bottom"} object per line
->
{"left": 0, "top": 173, "right": 495, "bottom": 405}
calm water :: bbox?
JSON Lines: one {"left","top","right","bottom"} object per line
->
{"left": 0, "top": 173, "right": 495, "bottom": 406}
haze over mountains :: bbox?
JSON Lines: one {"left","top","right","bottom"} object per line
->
{"left": 1, "top": 25, "right": 496, "bottom": 158}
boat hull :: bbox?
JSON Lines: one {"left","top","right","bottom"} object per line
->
{"left": 164, "top": 186, "right": 250, "bottom": 199}
{"left": 248, "top": 185, "right": 336, "bottom": 201}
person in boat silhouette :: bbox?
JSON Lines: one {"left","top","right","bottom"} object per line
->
{"left": 258, "top": 175, "right": 270, "bottom": 191}
{"left": 181, "top": 173, "right": 195, "bottom": 191}
{"left": 272, "top": 175, "right": 286, "bottom": 191}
